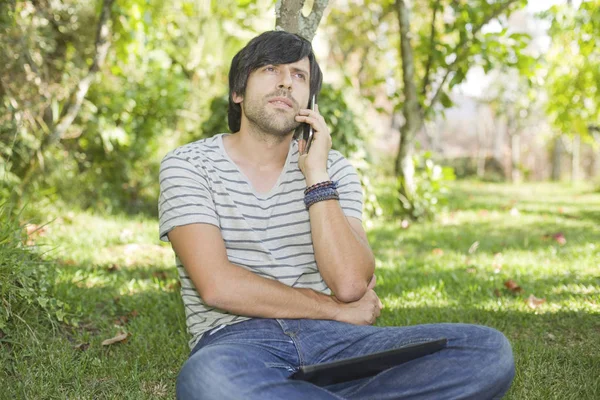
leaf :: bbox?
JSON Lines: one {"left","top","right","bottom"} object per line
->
{"left": 432, "top": 248, "right": 444, "bottom": 256}
{"left": 101, "top": 332, "right": 130, "bottom": 346}
{"left": 504, "top": 279, "right": 524, "bottom": 294}
{"left": 152, "top": 271, "right": 168, "bottom": 280}
{"left": 468, "top": 241, "right": 480, "bottom": 254}
{"left": 107, "top": 264, "right": 120, "bottom": 272}
{"left": 553, "top": 233, "right": 567, "bottom": 245}
{"left": 525, "top": 295, "right": 546, "bottom": 309}
{"left": 494, "top": 288, "right": 502, "bottom": 297}
{"left": 73, "top": 343, "right": 90, "bottom": 351}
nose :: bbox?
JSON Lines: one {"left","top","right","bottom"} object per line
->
{"left": 278, "top": 68, "right": 293, "bottom": 90}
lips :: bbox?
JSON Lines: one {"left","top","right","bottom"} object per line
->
{"left": 268, "top": 97, "right": 293, "bottom": 108}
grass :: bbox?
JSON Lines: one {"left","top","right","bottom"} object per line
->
{"left": 2, "top": 181, "right": 599, "bottom": 399}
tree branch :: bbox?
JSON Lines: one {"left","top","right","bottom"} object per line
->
{"left": 421, "top": 0, "right": 440, "bottom": 97}
{"left": 276, "top": 0, "right": 329, "bottom": 41}
{"left": 425, "top": 0, "right": 520, "bottom": 113}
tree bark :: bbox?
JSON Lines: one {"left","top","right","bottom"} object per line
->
{"left": 572, "top": 133, "right": 581, "bottom": 182}
{"left": 551, "top": 135, "right": 563, "bottom": 181}
{"left": 19, "top": 0, "right": 115, "bottom": 190}
{"left": 276, "top": 0, "right": 329, "bottom": 41}
{"left": 394, "top": 0, "right": 421, "bottom": 202}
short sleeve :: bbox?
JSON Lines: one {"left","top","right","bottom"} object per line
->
{"left": 158, "top": 153, "right": 220, "bottom": 242}
{"left": 327, "top": 152, "right": 363, "bottom": 221}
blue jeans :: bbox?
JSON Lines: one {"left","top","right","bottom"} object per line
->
{"left": 176, "top": 319, "right": 515, "bottom": 399}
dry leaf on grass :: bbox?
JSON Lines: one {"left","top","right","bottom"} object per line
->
{"left": 504, "top": 279, "right": 524, "bottom": 294}
{"left": 152, "top": 271, "right": 168, "bottom": 280}
{"left": 73, "top": 343, "right": 90, "bottom": 351}
{"left": 101, "top": 332, "right": 130, "bottom": 346}
{"left": 553, "top": 233, "right": 567, "bottom": 245}
{"left": 494, "top": 288, "right": 502, "bottom": 297}
{"left": 432, "top": 248, "right": 444, "bottom": 256}
{"left": 468, "top": 241, "right": 480, "bottom": 254}
{"left": 525, "top": 295, "right": 546, "bottom": 309}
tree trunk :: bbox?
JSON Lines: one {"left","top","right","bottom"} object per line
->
{"left": 276, "top": 0, "right": 329, "bottom": 41}
{"left": 551, "top": 135, "right": 563, "bottom": 181}
{"left": 510, "top": 132, "right": 521, "bottom": 183}
{"left": 572, "top": 133, "right": 581, "bottom": 182}
{"left": 394, "top": 0, "right": 422, "bottom": 201}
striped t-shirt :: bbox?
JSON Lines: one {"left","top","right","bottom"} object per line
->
{"left": 158, "top": 133, "right": 363, "bottom": 349}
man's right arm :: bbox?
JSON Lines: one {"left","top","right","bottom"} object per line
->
{"left": 168, "top": 223, "right": 382, "bottom": 325}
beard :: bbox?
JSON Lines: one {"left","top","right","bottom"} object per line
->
{"left": 242, "top": 94, "right": 301, "bottom": 138}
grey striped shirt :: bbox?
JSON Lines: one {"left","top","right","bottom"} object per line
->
{"left": 158, "top": 133, "right": 363, "bottom": 349}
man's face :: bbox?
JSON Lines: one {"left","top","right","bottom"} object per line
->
{"left": 233, "top": 57, "right": 311, "bottom": 138}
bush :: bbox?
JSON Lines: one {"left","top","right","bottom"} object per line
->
{"left": 0, "top": 203, "right": 66, "bottom": 336}
{"left": 397, "top": 152, "right": 456, "bottom": 221}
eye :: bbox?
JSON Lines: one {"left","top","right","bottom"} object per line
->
{"left": 295, "top": 73, "right": 307, "bottom": 80}
{"left": 265, "top": 66, "right": 276, "bottom": 72}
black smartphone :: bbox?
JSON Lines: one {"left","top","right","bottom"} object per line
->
{"left": 301, "top": 94, "right": 316, "bottom": 155}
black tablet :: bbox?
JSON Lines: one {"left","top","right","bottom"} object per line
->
{"left": 289, "top": 338, "right": 448, "bottom": 386}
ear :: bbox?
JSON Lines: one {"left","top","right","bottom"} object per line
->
{"left": 232, "top": 92, "right": 243, "bottom": 104}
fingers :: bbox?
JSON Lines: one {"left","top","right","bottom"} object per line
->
{"left": 367, "top": 274, "right": 377, "bottom": 290}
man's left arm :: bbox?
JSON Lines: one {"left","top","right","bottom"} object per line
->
{"left": 305, "top": 171, "right": 375, "bottom": 303}
{"left": 296, "top": 105, "right": 376, "bottom": 303}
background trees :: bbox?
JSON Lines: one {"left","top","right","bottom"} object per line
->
{"left": 1, "top": 0, "right": 598, "bottom": 218}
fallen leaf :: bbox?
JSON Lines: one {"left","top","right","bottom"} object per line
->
{"left": 494, "top": 288, "right": 502, "bottom": 297}
{"left": 107, "top": 264, "right": 120, "bottom": 272}
{"left": 468, "top": 241, "right": 480, "bottom": 254}
{"left": 129, "top": 310, "right": 139, "bottom": 318}
{"left": 432, "top": 248, "right": 444, "bottom": 256}
{"left": 553, "top": 233, "right": 566, "bottom": 245}
{"left": 101, "top": 332, "right": 130, "bottom": 346}
{"left": 152, "top": 271, "right": 168, "bottom": 280}
{"left": 492, "top": 253, "right": 503, "bottom": 273}
{"left": 525, "top": 295, "right": 546, "bottom": 309}
{"left": 114, "top": 316, "right": 129, "bottom": 326}
{"left": 73, "top": 343, "right": 90, "bottom": 351}
{"left": 545, "top": 332, "right": 556, "bottom": 340}
{"left": 504, "top": 279, "right": 524, "bottom": 294}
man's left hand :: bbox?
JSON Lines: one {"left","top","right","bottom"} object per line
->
{"left": 295, "top": 104, "right": 332, "bottom": 185}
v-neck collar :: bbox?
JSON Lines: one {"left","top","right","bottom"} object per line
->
{"left": 217, "top": 133, "right": 297, "bottom": 200}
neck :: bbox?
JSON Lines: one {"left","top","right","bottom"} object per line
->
{"left": 225, "top": 128, "right": 294, "bottom": 170}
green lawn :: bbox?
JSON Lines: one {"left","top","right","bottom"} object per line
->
{"left": 2, "top": 181, "right": 599, "bottom": 399}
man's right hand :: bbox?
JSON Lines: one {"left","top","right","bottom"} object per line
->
{"left": 332, "top": 275, "right": 384, "bottom": 325}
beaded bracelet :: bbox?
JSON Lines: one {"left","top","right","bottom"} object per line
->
{"left": 304, "top": 186, "right": 339, "bottom": 209}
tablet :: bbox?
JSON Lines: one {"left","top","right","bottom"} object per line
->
{"left": 289, "top": 338, "right": 448, "bottom": 386}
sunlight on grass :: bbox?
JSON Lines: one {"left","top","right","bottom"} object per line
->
{"left": 4, "top": 182, "right": 599, "bottom": 399}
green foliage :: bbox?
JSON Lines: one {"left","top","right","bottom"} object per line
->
{"left": 397, "top": 151, "right": 456, "bottom": 221}
{"left": 543, "top": 0, "right": 600, "bottom": 139}
{"left": 0, "top": 204, "right": 67, "bottom": 335}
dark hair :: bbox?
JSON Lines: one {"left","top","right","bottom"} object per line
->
{"left": 227, "top": 31, "right": 323, "bottom": 133}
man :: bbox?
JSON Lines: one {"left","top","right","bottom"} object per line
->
{"left": 159, "top": 31, "right": 515, "bottom": 399}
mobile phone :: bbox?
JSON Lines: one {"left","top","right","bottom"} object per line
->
{"left": 302, "top": 94, "right": 317, "bottom": 155}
